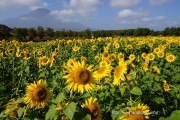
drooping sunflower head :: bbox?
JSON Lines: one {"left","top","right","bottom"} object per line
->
{"left": 24, "top": 80, "right": 51, "bottom": 109}
{"left": 113, "top": 59, "right": 128, "bottom": 86}
{"left": 163, "top": 80, "right": 170, "bottom": 92}
{"left": 23, "top": 51, "right": 31, "bottom": 60}
{"left": 56, "top": 102, "right": 69, "bottom": 114}
{"left": 81, "top": 97, "right": 102, "bottom": 120}
{"left": 120, "top": 103, "right": 150, "bottom": 120}
{"left": 5, "top": 100, "right": 25, "bottom": 117}
{"left": 63, "top": 60, "right": 94, "bottom": 94}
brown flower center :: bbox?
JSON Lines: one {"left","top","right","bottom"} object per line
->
{"left": 75, "top": 68, "right": 90, "bottom": 84}
{"left": 33, "top": 86, "right": 47, "bottom": 102}
{"left": 89, "top": 105, "right": 99, "bottom": 119}
{"left": 42, "top": 58, "right": 48, "bottom": 63}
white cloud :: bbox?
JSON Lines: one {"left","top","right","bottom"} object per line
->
{"left": 0, "top": 0, "right": 48, "bottom": 10}
{"left": 110, "top": 0, "right": 142, "bottom": 7}
{"left": 155, "top": 16, "right": 165, "bottom": 20}
{"left": 50, "top": 9, "right": 74, "bottom": 22}
{"left": 142, "top": 17, "right": 152, "bottom": 22}
{"left": 118, "top": 9, "right": 147, "bottom": 18}
{"left": 149, "top": 0, "right": 171, "bottom": 5}
{"left": 121, "top": 20, "right": 138, "bottom": 25}
{"left": 69, "top": 0, "right": 102, "bottom": 18}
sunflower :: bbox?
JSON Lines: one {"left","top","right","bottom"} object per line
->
{"left": 63, "top": 60, "right": 94, "bottom": 94}
{"left": 118, "top": 53, "right": 124, "bottom": 60}
{"left": 153, "top": 47, "right": 160, "bottom": 54}
{"left": 24, "top": 80, "right": 51, "bottom": 109}
{"left": 141, "top": 53, "right": 147, "bottom": 59}
{"left": 108, "top": 53, "right": 116, "bottom": 62}
{"left": 38, "top": 56, "right": 50, "bottom": 67}
{"left": 114, "top": 43, "right": 120, "bottom": 49}
{"left": 93, "top": 63, "right": 112, "bottom": 81}
{"left": 0, "top": 52, "right": 3, "bottom": 57}
{"left": 81, "top": 97, "right": 102, "bottom": 120}
{"left": 142, "top": 61, "right": 149, "bottom": 72}
{"left": 16, "top": 48, "right": 21, "bottom": 57}
{"left": 61, "top": 115, "right": 69, "bottom": 120}
{"left": 72, "top": 45, "right": 80, "bottom": 52}
{"left": 56, "top": 102, "right": 69, "bottom": 114}
{"left": 157, "top": 51, "right": 164, "bottom": 58}
{"left": 104, "top": 47, "right": 109, "bottom": 52}
{"left": 120, "top": 103, "right": 150, "bottom": 120}
{"left": 129, "top": 54, "right": 135, "bottom": 61}
{"left": 151, "top": 66, "right": 160, "bottom": 75}
{"left": 146, "top": 53, "right": 155, "bottom": 61}
{"left": 113, "top": 59, "right": 127, "bottom": 86}
{"left": 166, "top": 54, "right": 176, "bottom": 63}
{"left": 102, "top": 52, "right": 108, "bottom": 60}
{"left": 23, "top": 51, "right": 31, "bottom": 60}
{"left": 163, "top": 80, "right": 170, "bottom": 92}
{"left": 5, "top": 100, "right": 24, "bottom": 117}
{"left": 127, "top": 45, "right": 132, "bottom": 50}
{"left": 92, "top": 45, "right": 97, "bottom": 50}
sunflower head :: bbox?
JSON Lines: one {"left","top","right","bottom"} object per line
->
{"left": 157, "top": 51, "right": 164, "bottom": 58}
{"left": 81, "top": 97, "right": 102, "bottom": 120}
{"left": 72, "top": 46, "right": 80, "bottom": 52}
{"left": 129, "top": 54, "right": 135, "bottom": 61}
{"left": 93, "top": 63, "right": 112, "bottom": 81}
{"left": 166, "top": 54, "right": 176, "bottom": 63}
{"left": 5, "top": 100, "right": 25, "bottom": 117}
{"left": 163, "top": 80, "right": 170, "bottom": 92}
{"left": 141, "top": 53, "right": 147, "bottom": 59}
{"left": 56, "top": 102, "right": 69, "bottom": 114}
{"left": 63, "top": 60, "right": 94, "bottom": 94}
{"left": 23, "top": 51, "right": 31, "bottom": 60}
{"left": 146, "top": 53, "right": 155, "bottom": 61}
{"left": 120, "top": 103, "right": 150, "bottom": 120}
{"left": 24, "top": 80, "right": 51, "bottom": 109}
{"left": 39, "top": 56, "right": 50, "bottom": 67}
{"left": 113, "top": 59, "right": 128, "bottom": 86}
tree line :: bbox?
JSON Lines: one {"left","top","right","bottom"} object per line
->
{"left": 0, "top": 24, "right": 180, "bottom": 41}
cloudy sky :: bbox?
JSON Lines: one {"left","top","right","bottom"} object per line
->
{"left": 0, "top": 0, "right": 180, "bottom": 30}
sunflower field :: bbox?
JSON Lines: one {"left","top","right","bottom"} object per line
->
{"left": 0, "top": 36, "right": 180, "bottom": 120}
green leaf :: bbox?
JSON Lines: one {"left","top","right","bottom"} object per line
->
{"left": 39, "top": 72, "right": 45, "bottom": 78}
{"left": 82, "top": 114, "right": 91, "bottom": 120}
{"left": 53, "top": 93, "right": 65, "bottom": 104}
{"left": 153, "top": 97, "right": 165, "bottom": 104}
{"left": 25, "top": 66, "right": 29, "bottom": 74}
{"left": 159, "top": 117, "right": 166, "bottom": 120}
{"left": 0, "top": 111, "right": 4, "bottom": 118}
{"left": 63, "top": 102, "right": 77, "bottom": 120}
{"left": 130, "top": 87, "right": 142, "bottom": 95}
{"left": 166, "top": 110, "right": 180, "bottom": 120}
{"left": 119, "top": 86, "right": 126, "bottom": 96}
{"left": 45, "top": 104, "right": 56, "bottom": 120}
{"left": 17, "top": 107, "right": 25, "bottom": 118}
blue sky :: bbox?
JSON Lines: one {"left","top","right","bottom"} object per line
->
{"left": 0, "top": 0, "right": 180, "bottom": 30}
